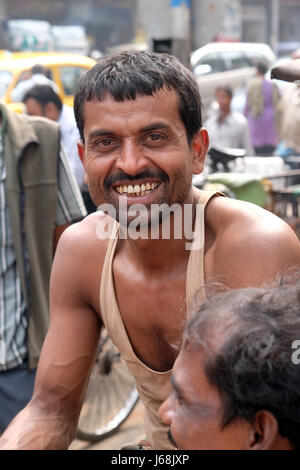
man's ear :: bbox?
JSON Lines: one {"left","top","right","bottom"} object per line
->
{"left": 247, "top": 411, "right": 279, "bottom": 450}
{"left": 191, "top": 127, "right": 209, "bottom": 175}
{"left": 77, "top": 141, "right": 88, "bottom": 185}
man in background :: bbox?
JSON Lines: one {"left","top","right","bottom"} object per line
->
{"left": 23, "top": 84, "right": 96, "bottom": 213}
{"left": 0, "top": 103, "right": 86, "bottom": 433}
{"left": 205, "top": 85, "right": 254, "bottom": 155}
{"left": 244, "top": 62, "right": 280, "bottom": 156}
{"left": 10, "top": 64, "right": 58, "bottom": 103}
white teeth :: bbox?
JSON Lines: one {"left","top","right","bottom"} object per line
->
{"left": 115, "top": 182, "right": 160, "bottom": 196}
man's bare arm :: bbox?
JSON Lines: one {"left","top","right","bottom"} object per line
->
{"left": 0, "top": 222, "right": 102, "bottom": 449}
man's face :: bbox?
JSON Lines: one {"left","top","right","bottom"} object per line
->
{"left": 78, "top": 88, "right": 206, "bottom": 221}
{"left": 25, "top": 97, "right": 44, "bottom": 117}
{"left": 159, "top": 344, "right": 252, "bottom": 450}
{"left": 25, "top": 98, "right": 58, "bottom": 122}
{"left": 215, "top": 89, "right": 231, "bottom": 113}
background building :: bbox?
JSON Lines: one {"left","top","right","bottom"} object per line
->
{"left": 0, "top": 0, "right": 299, "bottom": 60}
{"left": 0, "top": 0, "right": 137, "bottom": 54}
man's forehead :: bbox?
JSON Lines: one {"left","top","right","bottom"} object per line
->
{"left": 82, "top": 88, "right": 182, "bottom": 133}
{"left": 84, "top": 87, "right": 179, "bottom": 110}
{"left": 172, "top": 352, "right": 221, "bottom": 415}
{"left": 174, "top": 346, "right": 209, "bottom": 392}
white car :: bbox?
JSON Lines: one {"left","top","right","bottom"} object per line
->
{"left": 190, "top": 42, "right": 276, "bottom": 115}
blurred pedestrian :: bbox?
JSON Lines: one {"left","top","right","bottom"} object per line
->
{"left": 275, "top": 81, "right": 300, "bottom": 157}
{"left": 10, "top": 64, "right": 58, "bottom": 102}
{"left": 204, "top": 85, "right": 254, "bottom": 154}
{"left": 0, "top": 103, "right": 86, "bottom": 434}
{"left": 23, "top": 84, "right": 96, "bottom": 213}
{"left": 244, "top": 62, "right": 280, "bottom": 156}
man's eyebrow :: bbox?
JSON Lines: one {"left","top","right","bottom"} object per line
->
{"left": 139, "top": 122, "right": 171, "bottom": 133}
{"left": 171, "top": 373, "right": 214, "bottom": 415}
{"left": 87, "top": 129, "right": 115, "bottom": 140}
{"left": 87, "top": 123, "right": 172, "bottom": 142}
{"left": 170, "top": 374, "right": 184, "bottom": 399}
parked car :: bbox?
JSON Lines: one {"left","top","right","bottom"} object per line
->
{"left": 0, "top": 52, "right": 96, "bottom": 112}
{"left": 190, "top": 42, "right": 276, "bottom": 115}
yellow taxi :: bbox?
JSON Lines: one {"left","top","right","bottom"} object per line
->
{"left": 0, "top": 52, "right": 97, "bottom": 112}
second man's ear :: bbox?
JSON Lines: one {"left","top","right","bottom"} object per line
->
{"left": 248, "top": 410, "right": 279, "bottom": 450}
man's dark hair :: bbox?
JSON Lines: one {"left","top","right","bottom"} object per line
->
{"left": 256, "top": 61, "right": 268, "bottom": 75}
{"left": 184, "top": 277, "right": 300, "bottom": 449}
{"left": 23, "top": 84, "right": 63, "bottom": 112}
{"left": 31, "top": 64, "right": 48, "bottom": 76}
{"left": 74, "top": 50, "right": 203, "bottom": 144}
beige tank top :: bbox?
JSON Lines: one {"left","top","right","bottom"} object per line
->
{"left": 100, "top": 189, "right": 220, "bottom": 449}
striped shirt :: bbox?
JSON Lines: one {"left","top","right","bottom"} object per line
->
{"left": 0, "top": 133, "right": 86, "bottom": 370}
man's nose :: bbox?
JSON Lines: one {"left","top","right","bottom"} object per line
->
{"left": 158, "top": 395, "right": 174, "bottom": 426}
{"left": 115, "top": 141, "right": 148, "bottom": 176}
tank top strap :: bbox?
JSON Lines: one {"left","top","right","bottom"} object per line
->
{"left": 99, "top": 218, "right": 119, "bottom": 327}
{"left": 185, "top": 189, "right": 223, "bottom": 317}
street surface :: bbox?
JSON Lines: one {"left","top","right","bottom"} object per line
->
{"left": 69, "top": 399, "right": 145, "bottom": 450}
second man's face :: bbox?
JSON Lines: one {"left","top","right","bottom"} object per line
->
{"left": 159, "top": 344, "right": 253, "bottom": 450}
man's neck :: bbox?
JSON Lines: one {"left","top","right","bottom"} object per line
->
{"left": 118, "top": 188, "right": 199, "bottom": 273}
{"left": 218, "top": 108, "right": 230, "bottom": 123}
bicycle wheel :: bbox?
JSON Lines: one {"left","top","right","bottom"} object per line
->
{"left": 76, "top": 330, "right": 139, "bottom": 442}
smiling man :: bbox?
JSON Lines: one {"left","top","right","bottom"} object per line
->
{"left": 0, "top": 50, "right": 299, "bottom": 450}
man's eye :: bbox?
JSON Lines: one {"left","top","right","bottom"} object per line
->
{"left": 145, "top": 133, "right": 165, "bottom": 144}
{"left": 173, "top": 392, "right": 184, "bottom": 406}
{"left": 149, "top": 134, "right": 163, "bottom": 142}
{"left": 98, "top": 138, "right": 114, "bottom": 146}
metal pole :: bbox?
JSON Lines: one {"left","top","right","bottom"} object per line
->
{"left": 271, "top": 0, "right": 280, "bottom": 55}
{"left": 170, "top": 0, "right": 192, "bottom": 67}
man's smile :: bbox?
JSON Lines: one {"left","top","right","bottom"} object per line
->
{"left": 114, "top": 180, "right": 161, "bottom": 197}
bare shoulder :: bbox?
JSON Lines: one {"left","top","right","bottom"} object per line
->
{"left": 205, "top": 196, "right": 300, "bottom": 288}
{"left": 56, "top": 211, "right": 111, "bottom": 260}
{"left": 51, "top": 211, "right": 113, "bottom": 312}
